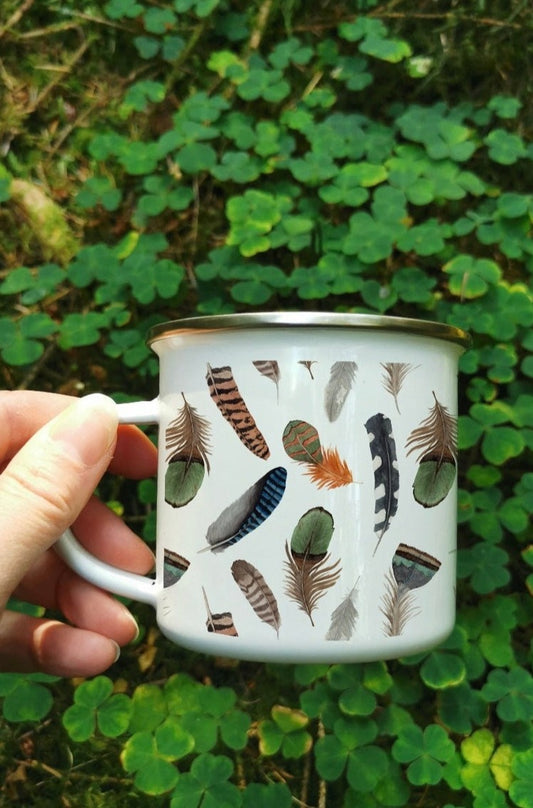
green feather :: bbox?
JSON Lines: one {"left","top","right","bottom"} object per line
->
{"left": 164, "top": 394, "right": 211, "bottom": 508}
{"left": 406, "top": 393, "right": 457, "bottom": 509}
{"left": 391, "top": 543, "right": 441, "bottom": 590}
{"left": 285, "top": 507, "right": 340, "bottom": 626}
{"left": 165, "top": 456, "right": 205, "bottom": 508}
{"left": 412, "top": 456, "right": 456, "bottom": 508}
{"left": 282, "top": 420, "right": 323, "bottom": 465}
{"left": 290, "top": 507, "right": 335, "bottom": 560}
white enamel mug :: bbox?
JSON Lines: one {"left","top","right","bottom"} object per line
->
{"left": 56, "top": 312, "right": 470, "bottom": 663}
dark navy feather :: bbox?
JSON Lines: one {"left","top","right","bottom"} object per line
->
{"left": 364, "top": 413, "right": 399, "bottom": 555}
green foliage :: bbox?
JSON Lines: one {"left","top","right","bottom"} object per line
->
{"left": 62, "top": 676, "right": 132, "bottom": 741}
{"left": 0, "top": 0, "right": 532, "bottom": 805}
{"left": 0, "top": 672, "right": 58, "bottom": 723}
{"left": 258, "top": 705, "right": 312, "bottom": 758}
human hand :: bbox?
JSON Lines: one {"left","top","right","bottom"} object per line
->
{"left": 0, "top": 392, "right": 157, "bottom": 677}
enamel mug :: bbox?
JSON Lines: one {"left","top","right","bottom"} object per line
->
{"left": 57, "top": 312, "right": 470, "bottom": 663}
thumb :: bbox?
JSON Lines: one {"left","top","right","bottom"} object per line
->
{"left": 0, "top": 394, "right": 118, "bottom": 605}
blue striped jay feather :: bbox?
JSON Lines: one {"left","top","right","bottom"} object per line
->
{"left": 201, "top": 466, "right": 287, "bottom": 553}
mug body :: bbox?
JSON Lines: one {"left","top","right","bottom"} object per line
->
{"left": 149, "top": 313, "right": 468, "bottom": 663}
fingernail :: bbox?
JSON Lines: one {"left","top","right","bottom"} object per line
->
{"left": 125, "top": 609, "right": 141, "bottom": 643}
{"left": 48, "top": 394, "right": 118, "bottom": 468}
{"left": 111, "top": 640, "right": 121, "bottom": 663}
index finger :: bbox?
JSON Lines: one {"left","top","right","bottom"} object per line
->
{"left": 0, "top": 391, "right": 157, "bottom": 478}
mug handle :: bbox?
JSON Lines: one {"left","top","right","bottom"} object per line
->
{"left": 55, "top": 398, "right": 160, "bottom": 607}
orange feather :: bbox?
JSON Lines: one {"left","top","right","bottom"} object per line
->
{"left": 304, "top": 446, "right": 353, "bottom": 490}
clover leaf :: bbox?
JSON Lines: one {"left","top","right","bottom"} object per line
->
{"left": 170, "top": 754, "right": 241, "bottom": 808}
{"left": 420, "top": 652, "right": 466, "bottom": 690}
{"left": 359, "top": 34, "right": 412, "bottom": 64}
{"left": 167, "top": 683, "right": 250, "bottom": 753}
{"left": 258, "top": 705, "right": 312, "bottom": 759}
{"left": 482, "top": 426, "right": 525, "bottom": 465}
{"left": 444, "top": 254, "right": 501, "bottom": 298}
{"left": 104, "top": 0, "right": 143, "bottom": 19}
{"left": 0, "top": 313, "right": 58, "bottom": 365}
{"left": 121, "top": 80, "right": 166, "bottom": 114}
{"left": 396, "top": 219, "right": 448, "bottom": 256}
{"left": 121, "top": 731, "right": 180, "bottom": 795}
{"left": 460, "top": 729, "right": 513, "bottom": 799}
{"left": 488, "top": 95, "right": 522, "bottom": 119}
{"left": 481, "top": 667, "right": 533, "bottom": 722}
{"left": 485, "top": 129, "right": 527, "bottom": 164}
{"left": 63, "top": 676, "right": 132, "bottom": 742}
{"left": 510, "top": 749, "right": 533, "bottom": 808}
{"left": 392, "top": 266, "right": 436, "bottom": 303}
{"left": 343, "top": 212, "right": 400, "bottom": 263}
{"left": 392, "top": 724, "right": 455, "bottom": 785}
{"left": 457, "top": 542, "right": 510, "bottom": 594}
{"left": 129, "top": 683, "right": 168, "bottom": 733}
{"left": 212, "top": 151, "right": 264, "bottom": 183}
{"left": 438, "top": 683, "right": 488, "bottom": 734}
{"left": 143, "top": 7, "right": 176, "bottom": 33}
{"left": 327, "top": 664, "right": 378, "bottom": 716}
{"left": 0, "top": 673, "right": 58, "bottom": 722}
{"left": 315, "top": 716, "right": 388, "bottom": 792}
{"left": 460, "top": 729, "right": 497, "bottom": 796}
{"left": 58, "top": 312, "right": 111, "bottom": 348}
{"left": 198, "top": 686, "right": 251, "bottom": 751}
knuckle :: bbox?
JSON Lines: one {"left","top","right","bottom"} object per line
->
{"left": 2, "top": 453, "right": 78, "bottom": 532}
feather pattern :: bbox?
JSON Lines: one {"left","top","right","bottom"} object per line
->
{"left": 165, "top": 394, "right": 212, "bottom": 468}
{"left": 202, "top": 466, "right": 287, "bottom": 553}
{"left": 282, "top": 419, "right": 353, "bottom": 490}
{"left": 164, "top": 394, "right": 212, "bottom": 507}
{"left": 391, "top": 543, "right": 441, "bottom": 589}
{"left": 364, "top": 413, "right": 399, "bottom": 554}
{"left": 381, "top": 362, "right": 416, "bottom": 414}
{"left": 231, "top": 560, "right": 281, "bottom": 636}
{"left": 298, "top": 360, "right": 317, "bottom": 379}
{"left": 381, "top": 543, "right": 441, "bottom": 636}
{"left": 206, "top": 364, "right": 270, "bottom": 459}
{"left": 253, "top": 360, "right": 281, "bottom": 402}
{"left": 405, "top": 392, "right": 458, "bottom": 508}
{"left": 163, "top": 549, "right": 190, "bottom": 588}
{"left": 381, "top": 570, "right": 418, "bottom": 637}
{"left": 202, "top": 588, "right": 238, "bottom": 636}
{"left": 284, "top": 507, "right": 341, "bottom": 626}
{"left": 324, "top": 361, "right": 357, "bottom": 421}
{"left": 325, "top": 580, "right": 359, "bottom": 641}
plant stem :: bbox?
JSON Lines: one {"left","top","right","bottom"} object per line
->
{"left": 0, "top": 0, "right": 34, "bottom": 39}
{"left": 246, "top": 0, "right": 276, "bottom": 54}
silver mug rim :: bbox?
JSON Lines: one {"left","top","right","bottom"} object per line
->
{"left": 147, "top": 311, "right": 471, "bottom": 349}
